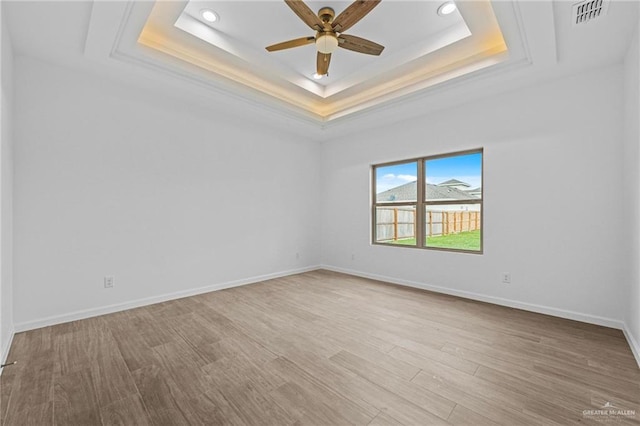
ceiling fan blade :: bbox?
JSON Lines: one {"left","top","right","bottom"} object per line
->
{"left": 266, "top": 36, "right": 315, "bottom": 52}
{"left": 338, "top": 34, "right": 384, "bottom": 55}
{"left": 317, "top": 52, "right": 332, "bottom": 75}
{"left": 332, "top": 0, "right": 381, "bottom": 33}
{"left": 284, "top": 0, "right": 324, "bottom": 31}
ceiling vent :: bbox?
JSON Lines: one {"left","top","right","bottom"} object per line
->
{"left": 572, "top": 0, "right": 609, "bottom": 26}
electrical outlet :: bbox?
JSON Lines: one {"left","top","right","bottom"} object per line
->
{"left": 104, "top": 276, "right": 114, "bottom": 288}
{"left": 351, "top": 253, "right": 355, "bottom": 261}
{"left": 501, "top": 272, "right": 511, "bottom": 284}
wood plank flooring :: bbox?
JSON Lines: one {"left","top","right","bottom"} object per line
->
{"left": 1, "top": 270, "right": 639, "bottom": 425}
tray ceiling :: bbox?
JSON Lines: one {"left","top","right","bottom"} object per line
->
{"left": 85, "top": 1, "right": 528, "bottom": 125}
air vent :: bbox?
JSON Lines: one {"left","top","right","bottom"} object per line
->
{"left": 572, "top": 0, "right": 609, "bottom": 26}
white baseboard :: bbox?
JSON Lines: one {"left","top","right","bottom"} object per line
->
{"left": 622, "top": 324, "right": 640, "bottom": 368}
{"left": 14, "top": 265, "right": 321, "bottom": 332}
{"left": 11, "top": 264, "right": 640, "bottom": 370}
{"left": 321, "top": 265, "right": 626, "bottom": 330}
{"left": 0, "top": 328, "right": 15, "bottom": 377}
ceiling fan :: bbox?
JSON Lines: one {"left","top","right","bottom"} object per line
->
{"left": 265, "top": 0, "right": 384, "bottom": 77}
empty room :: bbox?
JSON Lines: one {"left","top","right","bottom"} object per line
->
{"left": 0, "top": 0, "right": 639, "bottom": 424}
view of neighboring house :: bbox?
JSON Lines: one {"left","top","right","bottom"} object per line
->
{"left": 375, "top": 179, "right": 482, "bottom": 241}
{"left": 377, "top": 180, "right": 481, "bottom": 211}
{"left": 436, "top": 178, "right": 471, "bottom": 191}
{"left": 437, "top": 179, "right": 482, "bottom": 198}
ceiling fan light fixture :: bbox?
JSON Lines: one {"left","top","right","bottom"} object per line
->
{"left": 316, "top": 34, "right": 339, "bottom": 54}
{"left": 264, "top": 0, "right": 384, "bottom": 76}
{"left": 312, "top": 73, "right": 324, "bottom": 80}
{"left": 200, "top": 9, "right": 219, "bottom": 23}
{"left": 437, "top": 1, "right": 457, "bottom": 16}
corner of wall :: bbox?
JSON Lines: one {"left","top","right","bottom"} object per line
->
{"left": 623, "top": 324, "right": 640, "bottom": 368}
{"left": 0, "top": 0, "right": 15, "bottom": 369}
{"left": 622, "top": 16, "right": 640, "bottom": 368}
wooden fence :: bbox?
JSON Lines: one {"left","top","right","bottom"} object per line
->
{"left": 376, "top": 207, "right": 481, "bottom": 242}
{"left": 376, "top": 208, "right": 415, "bottom": 241}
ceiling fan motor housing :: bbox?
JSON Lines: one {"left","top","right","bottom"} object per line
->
{"left": 316, "top": 7, "right": 337, "bottom": 54}
{"left": 318, "top": 7, "right": 335, "bottom": 23}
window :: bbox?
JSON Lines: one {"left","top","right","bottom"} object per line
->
{"left": 372, "top": 149, "right": 483, "bottom": 253}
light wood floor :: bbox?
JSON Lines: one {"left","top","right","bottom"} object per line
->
{"left": 1, "top": 270, "right": 639, "bottom": 425}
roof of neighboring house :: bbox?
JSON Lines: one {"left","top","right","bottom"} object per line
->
{"left": 377, "top": 181, "right": 418, "bottom": 202}
{"left": 377, "top": 181, "right": 479, "bottom": 202}
{"left": 429, "top": 184, "right": 478, "bottom": 200}
{"left": 466, "top": 187, "right": 482, "bottom": 193}
{"left": 438, "top": 179, "right": 471, "bottom": 188}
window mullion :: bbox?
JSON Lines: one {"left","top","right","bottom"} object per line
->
{"left": 416, "top": 160, "right": 425, "bottom": 248}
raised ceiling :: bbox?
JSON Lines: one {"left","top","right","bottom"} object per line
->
{"left": 177, "top": 0, "right": 470, "bottom": 91}
{"left": 139, "top": 0, "right": 507, "bottom": 120}
{"left": 85, "top": 0, "right": 521, "bottom": 123}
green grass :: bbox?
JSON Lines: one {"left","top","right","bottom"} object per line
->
{"left": 388, "top": 229, "right": 481, "bottom": 251}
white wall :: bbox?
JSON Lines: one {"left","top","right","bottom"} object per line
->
{"left": 13, "top": 56, "right": 321, "bottom": 329}
{"left": 623, "top": 20, "right": 640, "bottom": 361}
{"left": 0, "top": 5, "right": 14, "bottom": 364}
{"left": 321, "top": 65, "right": 626, "bottom": 326}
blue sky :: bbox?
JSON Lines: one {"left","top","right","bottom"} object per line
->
{"left": 426, "top": 152, "right": 482, "bottom": 188}
{"left": 376, "top": 162, "right": 417, "bottom": 193}
{"left": 376, "top": 153, "right": 482, "bottom": 193}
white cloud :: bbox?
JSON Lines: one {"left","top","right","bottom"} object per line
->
{"left": 382, "top": 173, "right": 396, "bottom": 179}
{"left": 397, "top": 174, "right": 417, "bottom": 182}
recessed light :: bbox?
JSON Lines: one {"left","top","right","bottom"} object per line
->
{"left": 200, "top": 9, "right": 219, "bottom": 23}
{"left": 312, "top": 73, "right": 324, "bottom": 80}
{"left": 437, "top": 1, "right": 457, "bottom": 16}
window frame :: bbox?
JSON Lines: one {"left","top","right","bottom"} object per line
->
{"left": 371, "top": 148, "right": 483, "bottom": 254}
